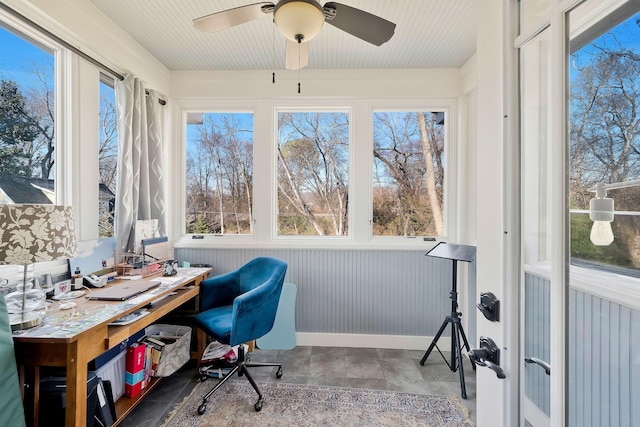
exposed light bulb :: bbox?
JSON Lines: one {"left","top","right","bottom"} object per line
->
{"left": 589, "top": 183, "right": 615, "bottom": 246}
{"left": 590, "top": 221, "right": 614, "bottom": 246}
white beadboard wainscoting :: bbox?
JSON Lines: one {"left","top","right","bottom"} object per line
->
{"left": 175, "top": 248, "right": 476, "bottom": 351}
{"left": 525, "top": 271, "right": 640, "bottom": 427}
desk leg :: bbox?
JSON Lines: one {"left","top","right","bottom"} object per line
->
{"left": 65, "top": 340, "right": 88, "bottom": 427}
{"left": 197, "top": 329, "right": 207, "bottom": 360}
{"left": 33, "top": 367, "right": 40, "bottom": 427}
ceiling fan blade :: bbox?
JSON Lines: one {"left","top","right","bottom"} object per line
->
{"left": 285, "top": 39, "right": 309, "bottom": 70}
{"left": 323, "top": 2, "right": 395, "bottom": 46}
{"left": 193, "top": 2, "right": 274, "bottom": 33}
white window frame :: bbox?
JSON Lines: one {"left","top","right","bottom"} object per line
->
{"left": 0, "top": 11, "right": 107, "bottom": 283}
{"left": 173, "top": 97, "right": 460, "bottom": 251}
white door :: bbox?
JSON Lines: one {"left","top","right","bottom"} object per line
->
{"left": 475, "top": 1, "right": 578, "bottom": 426}
{"left": 512, "top": 1, "right": 640, "bottom": 427}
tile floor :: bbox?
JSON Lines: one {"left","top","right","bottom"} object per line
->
{"left": 119, "top": 346, "right": 476, "bottom": 426}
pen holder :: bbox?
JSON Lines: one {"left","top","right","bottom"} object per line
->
{"left": 162, "top": 260, "right": 178, "bottom": 276}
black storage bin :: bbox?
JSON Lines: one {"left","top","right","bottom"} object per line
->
{"left": 39, "top": 371, "right": 100, "bottom": 427}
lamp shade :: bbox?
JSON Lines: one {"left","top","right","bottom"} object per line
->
{"left": 274, "top": 0, "right": 325, "bottom": 42}
{"left": 0, "top": 204, "right": 77, "bottom": 265}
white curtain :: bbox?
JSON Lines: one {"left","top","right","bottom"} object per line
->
{"left": 114, "top": 74, "right": 166, "bottom": 254}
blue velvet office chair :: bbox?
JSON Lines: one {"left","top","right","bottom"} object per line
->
{"left": 195, "top": 257, "right": 287, "bottom": 414}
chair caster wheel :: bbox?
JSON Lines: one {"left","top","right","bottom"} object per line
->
{"left": 198, "top": 403, "right": 207, "bottom": 415}
{"left": 254, "top": 400, "right": 262, "bottom": 412}
{"left": 276, "top": 367, "right": 283, "bottom": 379}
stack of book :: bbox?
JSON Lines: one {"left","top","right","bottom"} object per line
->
{"left": 124, "top": 334, "right": 181, "bottom": 397}
{"left": 139, "top": 336, "right": 165, "bottom": 380}
{"left": 125, "top": 343, "right": 146, "bottom": 398}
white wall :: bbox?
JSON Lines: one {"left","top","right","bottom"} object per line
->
{"left": 170, "top": 68, "right": 465, "bottom": 99}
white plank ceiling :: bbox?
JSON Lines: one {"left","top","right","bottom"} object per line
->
{"left": 87, "top": 0, "right": 477, "bottom": 71}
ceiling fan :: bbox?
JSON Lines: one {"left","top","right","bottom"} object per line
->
{"left": 193, "top": 0, "right": 396, "bottom": 70}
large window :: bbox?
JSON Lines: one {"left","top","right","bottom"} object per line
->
{"left": 179, "top": 101, "right": 456, "bottom": 246}
{"left": 98, "top": 76, "right": 117, "bottom": 237}
{"left": 0, "top": 26, "right": 55, "bottom": 204}
{"left": 569, "top": 13, "right": 640, "bottom": 277}
{"left": 276, "top": 110, "right": 350, "bottom": 236}
{"left": 372, "top": 111, "right": 445, "bottom": 237}
{"left": 185, "top": 112, "right": 254, "bottom": 234}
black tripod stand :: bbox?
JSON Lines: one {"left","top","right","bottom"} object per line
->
{"left": 420, "top": 242, "right": 476, "bottom": 399}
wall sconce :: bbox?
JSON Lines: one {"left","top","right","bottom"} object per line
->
{"left": 588, "top": 180, "right": 640, "bottom": 246}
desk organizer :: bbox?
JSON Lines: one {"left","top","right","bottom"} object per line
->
{"left": 115, "top": 253, "right": 164, "bottom": 277}
{"left": 144, "top": 324, "right": 192, "bottom": 377}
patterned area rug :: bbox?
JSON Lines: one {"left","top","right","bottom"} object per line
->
{"left": 162, "top": 379, "right": 474, "bottom": 426}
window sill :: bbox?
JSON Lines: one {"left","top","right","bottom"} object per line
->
{"left": 173, "top": 234, "right": 442, "bottom": 252}
{"left": 525, "top": 261, "right": 640, "bottom": 310}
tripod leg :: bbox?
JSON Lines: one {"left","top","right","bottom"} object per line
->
{"left": 453, "top": 322, "right": 467, "bottom": 399}
{"left": 450, "top": 320, "right": 458, "bottom": 371}
{"left": 420, "top": 318, "right": 450, "bottom": 366}
{"left": 457, "top": 322, "right": 476, "bottom": 371}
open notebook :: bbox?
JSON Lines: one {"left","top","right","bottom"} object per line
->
{"left": 86, "top": 280, "right": 160, "bottom": 301}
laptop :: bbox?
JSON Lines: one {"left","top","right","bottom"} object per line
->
{"left": 86, "top": 280, "right": 161, "bottom": 301}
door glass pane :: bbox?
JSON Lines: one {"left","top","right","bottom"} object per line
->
{"left": 568, "top": 4, "right": 640, "bottom": 427}
{"left": 521, "top": 28, "right": 552, "bottom": 426}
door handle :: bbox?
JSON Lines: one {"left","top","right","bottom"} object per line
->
{"left": 468, "top": 337, "right": 506, "bottom": 379}
{"left": 524, "top": 357, "right": 551, "bottom": 375}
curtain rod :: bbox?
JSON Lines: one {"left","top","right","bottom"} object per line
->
{"left": 0, "top": 2, "right": 166, "bottom": 106}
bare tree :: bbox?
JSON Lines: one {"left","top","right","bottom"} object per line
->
{"left": 185, "top": 114, "right": 253, "bottom": 234}
{"left": 23, "top": 62, "right": 55, "bottom": 179}
{"left": 417, "top": 112, "right": 444, "bottom": 235}
{"left": 277, "top": 112, "right": 349, "bottom": 236}
{"left": 570, "top": 36, "right": 640, "bottom": 267}
{"left": 372, "top": 112, "right": 444, "bottom": 236}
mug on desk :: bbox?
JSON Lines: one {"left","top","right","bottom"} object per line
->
{"left": 163, "top": 260, "right": 179, "bottom": 276}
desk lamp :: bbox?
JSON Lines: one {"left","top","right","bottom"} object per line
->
{"left": 0, "top": 204, "right": 77, "bottom": 330}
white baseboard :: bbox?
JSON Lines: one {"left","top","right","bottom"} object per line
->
{"left": 295, "top": 332, "right": 451, "bottom": 351}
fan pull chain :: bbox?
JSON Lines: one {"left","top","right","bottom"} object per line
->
{"left": 298, "top": 42, "right": 302, "bottom": 93}
{"left": 297, "top": 36, "right": 302, "bottom": 94}
{"left": 272, "top": 20, "right": 276, "bottom": 84}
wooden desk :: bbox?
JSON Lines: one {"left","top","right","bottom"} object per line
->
{"left": 13, "top": 267, "right": 211, "bottom": 427}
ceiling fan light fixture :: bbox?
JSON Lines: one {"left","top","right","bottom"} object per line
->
{"left": 274, "top": 0, "right": 325, "bottom": 43}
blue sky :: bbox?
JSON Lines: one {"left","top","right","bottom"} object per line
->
{"left": 570, "top": 13, "right": 640, "bottom": 77}
{"left": 0, "top": 27, "right": 53, "bottom": 90}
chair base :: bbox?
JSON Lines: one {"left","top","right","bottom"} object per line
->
{"left": 197, "top": 347, "right": 282, "bottom": 414}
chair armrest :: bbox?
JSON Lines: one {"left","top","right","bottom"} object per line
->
{"left": 200, "top": 271, "right": 240, "bottom": 311}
